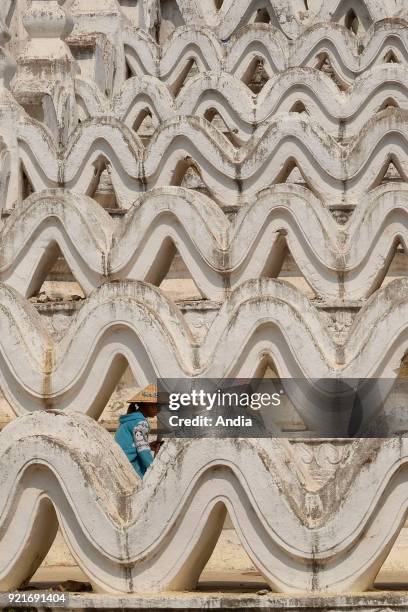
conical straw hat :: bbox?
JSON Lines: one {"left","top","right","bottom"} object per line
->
{"left": 127, "top": 383, "right": 167, "bottom": 404}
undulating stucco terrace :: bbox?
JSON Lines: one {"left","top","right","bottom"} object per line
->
{"left": 2, "top": 1, "right": 408, "bottom": 610}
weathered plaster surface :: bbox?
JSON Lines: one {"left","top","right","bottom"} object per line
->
{"left": 0, "top": 0, "right": 408, "bottom": 603}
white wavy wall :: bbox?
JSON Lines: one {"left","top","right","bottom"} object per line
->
{"left": 1, "top": 0, "right": 408, "bottom": 596}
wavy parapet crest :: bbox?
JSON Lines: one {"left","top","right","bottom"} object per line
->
{"left": 121, "top": 21, "right": 408, "bottom": 87}
{"left": 10, "top": 110, "right": 408, "bottom": 207}
{"left": 1, "top": 412, "right": 408, "bottom": 593}
{"left": 0, "top": 277, "right": 407, "bottom": 419}
{"left": 2, "top": 185, "right": 408, "bottom": 301}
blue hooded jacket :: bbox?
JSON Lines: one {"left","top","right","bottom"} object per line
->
{"left": 115, "top": 411, "right": 154, "bottom": 478}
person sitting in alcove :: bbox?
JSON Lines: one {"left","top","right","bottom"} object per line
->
{"left": 115, "top": 384, "right": 165, "bottom": 477}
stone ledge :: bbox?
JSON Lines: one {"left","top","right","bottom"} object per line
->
{"left": 2, "top": 590, "right": 408, "bottom": 611}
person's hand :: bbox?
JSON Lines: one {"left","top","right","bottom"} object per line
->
{"left": 150, "top": 440, "right": 163, "bottom": 454}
